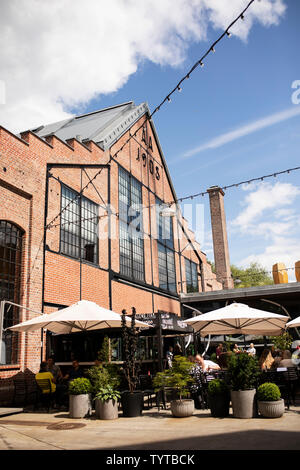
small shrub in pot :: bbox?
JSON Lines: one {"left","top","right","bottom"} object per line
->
{"left": 257, "top": 382, "right": 285, "bottom": 418}
{"left": 68, "top": 378, "right": 92, "bottom": 419}
{"left": 153, "top": 356, "right": 195, "bottom": 417}
{"left": 94, "top": 385, "right": 121, "bottom": 420}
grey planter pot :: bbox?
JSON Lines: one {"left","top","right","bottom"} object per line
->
{"left": 69, "top": 394, "right": 92, "bottom": 419}
{"left": 95, "top": 398, "right": 119, "bottom": 420}
{"left": 258, "top": 399, "right": 285, "bottom": 418}
{"left": 231, "top": 389, "right": 256, "bottom": 419}
{"left": 170, "top": 399, "right": 194, "bottom": 418}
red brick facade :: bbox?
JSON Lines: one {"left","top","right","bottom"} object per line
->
{"left": 0, "top": 110, "right": 221, "bottom": 382}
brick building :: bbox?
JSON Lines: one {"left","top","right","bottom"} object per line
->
{"left": 0, "top": 101, "right": 224, "bottom": 381}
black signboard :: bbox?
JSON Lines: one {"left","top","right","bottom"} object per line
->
{"left": 136, "top": 312, "right": 193, "bottom": 333}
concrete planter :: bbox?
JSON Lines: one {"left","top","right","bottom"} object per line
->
{"left": 258, "top": 399, "right": 285, "bottom": 418}
{"left": 69, "top": 394, "right": 92, "bottom": 419}
{"left": 95, "top": 398, "right": 119, "bottom": 420}
{"left": 231, "top": 389, "right": 256, "bottom": 419}
{"left": 170, "top": 399, "right": 194, "bottom": 418}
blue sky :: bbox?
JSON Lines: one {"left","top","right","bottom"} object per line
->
{"left": 1, "top": 0, "right": 299, "bottom": 280}
{"left": 79, "top": 0, "right": 300, "bottom": 280}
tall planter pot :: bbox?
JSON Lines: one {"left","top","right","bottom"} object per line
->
{"left": 231, "top": 389, "right": 257, "bottom": 419}
{"left": 208, "top": 394, "right": 230, "bottom": 418}
{"left": 95, "top": 398, "right": 119, "bottom": 420}
{"left": 69, "top": 394, "right": 92, "bottom": 419}
{"left": 121, "top": 391, "right": 143, "bottom": 417}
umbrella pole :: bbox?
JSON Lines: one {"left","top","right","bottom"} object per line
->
{"left": 157, "top": 311, "right": 163, "bottom": 372}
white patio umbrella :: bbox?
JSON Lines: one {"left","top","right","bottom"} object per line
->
{"left": 7, "top": 300, "right": 151, "bottom": 334}
{"left": 183, "top": 302, "right": 289, "bottom": 337}
{"left": 286, "top": 316, "right": 300, "bottom": 329}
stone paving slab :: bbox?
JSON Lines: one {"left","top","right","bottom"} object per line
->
{"left": 0, "top": 408, "right": 23, "bottom": 417}
{"left": 0, "top": 407, "right": 299, "bottom": 451}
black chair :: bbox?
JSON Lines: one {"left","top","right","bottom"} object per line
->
{"left": 282, "top": 367, "right": 299, "bottom": 409}
{"left": 139, "top": 375, "right": 155, "bottom": 409}
{"left": 35, "top": 379, "right": 56, "bottom": 412}
{"left": 13, "top": 378, "right": 27, "bottom": 406}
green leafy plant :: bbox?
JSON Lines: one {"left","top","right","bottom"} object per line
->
{"left": 94, "top": 385, "right": 121, "bottom": 403}
{"left": 227, "top": 352, "right": 260, "bottom": 391}
{"left": 121, "top": 307, "right": 141, "bottom": 393}
{"left": 98, "top": 336, "right": 110, "bottom": 363}
{"left": 207, "top": 379, "right": 229, "bottom": 397}
{"left": 257, "top": 382, "right": 281, "bottom": 402}
{"left": 86, "top": 365, "right": 120, "bottom": 393}
{"left": 153, "top": 355, "right": 195, "bottom": 401}
{"left": 68, "top": 377, "right": 92, "bottom": 395}
{"left": 270, "top": 332, "right": 293, "bottom": 351}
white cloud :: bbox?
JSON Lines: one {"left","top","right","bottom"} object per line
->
{"left": 0, "top": 0, "right": 286, "bottom": 133}
{"left": 231, "top": 182, "right": 300, "bottom": 230}
{"left": 231, "top": 182, "right": 300, "bottom": 282}
{"left": 182, "top": 106, "right": 300, "bottom": 159}
{"left": 239, "top": 236, "right": 300, "bottom": 282}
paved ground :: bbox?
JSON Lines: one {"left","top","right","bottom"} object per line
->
{"left": 0, "top": 404, "right": 299, "bottom": 451}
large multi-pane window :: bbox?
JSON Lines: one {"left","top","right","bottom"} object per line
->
{"left": 0, "top": 221, "right": 23, "bottom": 365}
{"left": 185, "top": 258, "right": 199, "bottom": 293}
{"left": 60, "top": 185, "right": 98, "bottom": 264}
{"left": 156, "top": 198, "right": 176, "bottom": 293}
{"left": 119, "top": 167, "right": 144, "bottom": 281}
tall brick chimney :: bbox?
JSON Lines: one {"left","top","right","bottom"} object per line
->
{"left": 207, "top": 186, "right": 234, "bottom": 289}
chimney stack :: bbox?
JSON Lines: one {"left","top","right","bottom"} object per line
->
{"left": 207, "top": 186, "right": 234, "bottom": 289}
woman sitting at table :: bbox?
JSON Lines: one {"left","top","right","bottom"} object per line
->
{"left": 259, "top": 348, "right": 274, "bottom": 371}
{"left": 279, "top": 350, "right": 294, "bottom": 368}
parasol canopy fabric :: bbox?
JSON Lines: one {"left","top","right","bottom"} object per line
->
{"left": 286, "top": 316, "right": 300, "bottom": 329}
{"left": 183, "top": 302, "right": 288, "bottom": 337}
{"left": 7, "top": 300, "right": 151, "bottom": 334}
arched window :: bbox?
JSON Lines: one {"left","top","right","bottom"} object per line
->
{"left": 0, "top": 221, "right": 24, "bottom": 365}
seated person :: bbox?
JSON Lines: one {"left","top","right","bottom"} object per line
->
{"left": 247, "top": 343, "right": 256, "bottom": 357}
{"left": 258, "top": 349, "right": 274, "bottom": 371}
{"left": 195, "top": 354, "right": 207, "bottom": 371}
{"left": 279, "top": 350, "right": 294, "bottom": 368}
{"left": 35, "top": 361, "right": 56, "bottom": 394}
{"left": 64, "top": 360, "right": 84, "bottom": 381}
{"left": 272, "top": 350, "right": 283, "bottom": 368}
{"left": 204, "top": 359, "right": 220, "bottom": 371}
{"left": 195, "top": 354, "right": 220, "bottom": 372}
{"left": 47, "top": 357, "right": 63, "bottom": 383}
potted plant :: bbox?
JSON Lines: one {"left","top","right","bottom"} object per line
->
{"left": 153, "top": 355, "right": 195, "bottom": 418}
{"left": 207, "top": 379, "right": 230, "bottom": 418}
{"left": 86, "top": 364, "right": 120, "bottom": 396}
{"left": 68, "top": 377, "right": 92, "bottom": 419}
{"left": 120, "top": 307, "right": 144, "bottom": 417}
{"left": 227, "top": 352, "right": 260, "bottom": 419}
{"left": 257, "top": 382, "right": 285, "bottom": 418}
{"left": 94, "top": 385, "right": 121, "bottom": 420}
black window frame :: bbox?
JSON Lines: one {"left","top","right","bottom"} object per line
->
{"left": 0, "top": 220, "right": 23, "bottom": 365}
{"left": 156, "top": 197, "right": 177, "bottom": 293}
{"left": 118, "top": 166, "right": 145, "bottom": 282}
{"left": 185, "top": 258, "right": 199, "bottom": 293}
{"left": 60, "top": 184, "right": 99, "bottom": 265}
